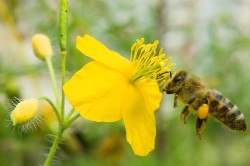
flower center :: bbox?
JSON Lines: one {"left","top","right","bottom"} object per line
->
{"left": 129, "top": 38, "right": 175, "bottom": 87}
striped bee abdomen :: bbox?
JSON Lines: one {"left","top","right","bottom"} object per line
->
{"left": 207, "top": 90, "right": 247, "bottom": 131}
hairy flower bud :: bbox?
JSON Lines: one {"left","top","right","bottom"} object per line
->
{"left": 32, "top": 34, "right": 53, "bottom": 60}
{"left": 10, "top": 98, "right": 38, "bottom": 125}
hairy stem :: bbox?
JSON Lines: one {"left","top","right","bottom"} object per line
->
{"left": 44, "top": 126, "right": 64, "bottom": 166}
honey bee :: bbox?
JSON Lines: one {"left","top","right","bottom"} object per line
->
{"left": 163, "top": 69, "right": 247, "bottom": 138}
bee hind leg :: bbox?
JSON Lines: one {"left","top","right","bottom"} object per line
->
{"left": 196, "top": 117, "right": 207, "bottom": 139}
{"left": 196, "top": 103, "right": 209, "bottom": 139}
{"left": 180, "top": 106, "right": 190, "bottom": 124}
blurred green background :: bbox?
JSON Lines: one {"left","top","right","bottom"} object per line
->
{"left": 0, "top": 0, "right": 250, "bottom": 165}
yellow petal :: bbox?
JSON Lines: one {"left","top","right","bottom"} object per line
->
{"left": 64, "top": 61, "right": 130, "bottom": 122}
{"left": 122, "top": 81, "right": 162, "bottom": 156}
{"left": 135, "top": 79, "right": 163, "bottom": 112}
{"left": 76, "top": 35, "right": 130, "bottom": 77}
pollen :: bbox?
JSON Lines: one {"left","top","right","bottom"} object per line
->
{"left": 129, "top": 38, "right": 175, "bottom": 86}
{"left": 197, "top": 104, "right": 209, "bottom": 119}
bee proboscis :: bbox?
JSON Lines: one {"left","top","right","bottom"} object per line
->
{"left": 164, "top": 69, "right": 247, "bottom": 138}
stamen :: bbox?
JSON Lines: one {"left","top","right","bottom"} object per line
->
{"left": 129, "top": 39, "right": 174, "bottom": 86}
{"left": 167, "top": 63, "right": 176, "bottom": 68}
{"left": 163, "top": 56, "right": 172, "bottom": 63}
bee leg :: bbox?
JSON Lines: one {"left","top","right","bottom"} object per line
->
{"left": 173, "top": 94, "right": 178, "bottom": 108}
{"left": 196, "top": 103, "right": 209, "bottom": 139}
{"left": 196, "top": 117, "right": 207, "bottom": 139}
{"left": 180, "top": 106, "right": 190, "bottom": 124}
{"left": 180, "top": 97, "right": 196, "bottom": 123}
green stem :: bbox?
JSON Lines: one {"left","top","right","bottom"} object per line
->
{"left": 45, "top": 56, "right": 60, "bottom": 112}
{"left": 59, "top": 0, "right": 67, "bottom": 51}
{"left": 44, "top": 126, "right": 64, "bottom": 166}
{"left": 65, "top": 107, "right": 75, "bottom": 121}
{"left": 43, "top": 1, "right": 69, "bottom": 165}
{"left": 64, "top": 113, "right": 80, "bottom": 129}
{"left": 59, "top": 0, "right": 68, "bottom": 120}
{"left": 61, "top": 51, "right": 66, "bottom": 120}
{"left": 38, "top": 97, "right": 61, "bottom": 123}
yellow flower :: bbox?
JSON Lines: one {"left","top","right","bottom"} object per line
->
{"left": 63, "top": 35, "right": 175, "bottom": 156}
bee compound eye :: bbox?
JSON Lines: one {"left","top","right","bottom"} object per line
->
{"left": 173, "top": 74, "right": 184, "bottom": 83}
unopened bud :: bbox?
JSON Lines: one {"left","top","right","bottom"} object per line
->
{"left": 32, "top": 34, "right": 53, "bottom": 60}
{"left": 11, "top": 98, "right": 38, "bottom": 125}
{"left": 39, "top": 100, "right": 58, "bottom": 133}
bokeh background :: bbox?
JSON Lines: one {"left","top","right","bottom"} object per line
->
{"left": 1, "top": 0, "right": 250, "bottom": 165}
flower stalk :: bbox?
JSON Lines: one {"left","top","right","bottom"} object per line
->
{"left": 44, "top": 126, "right": 64, "bottom": 166}
{"left": 59, "top": 0, "right": 68, "bottom": 120}
{"left": 45, "top": 56, "right": 60, "bottom": 116}
{"left": 39, "top": 97, "right": 60, "bottom": 123}
{"left": 43, "top": 0, "right": 71, "bottom": 165}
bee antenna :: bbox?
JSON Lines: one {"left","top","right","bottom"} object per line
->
{"left": 157, "top": 71, "right": 172, "bottom": 79}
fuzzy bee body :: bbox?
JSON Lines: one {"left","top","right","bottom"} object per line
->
{"left": 207, "top": 90, "right": 246, "bottom": 131}
{"left": 164, "top": 70, "right": 247, "bottom": 137}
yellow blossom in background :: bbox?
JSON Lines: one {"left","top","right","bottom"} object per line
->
{"left": 63, "top": 35, "right": 175, "bottom": 156}
{"left": 10, "top": 98, "right": 38, "bottom": 125}
{"left": 32, "top": 34, "right": 53, "bottom": 60}
{"left": 97, "top": 133, "right": 124, "bottom": 160}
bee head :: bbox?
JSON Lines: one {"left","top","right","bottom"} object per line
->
{"left": 164, "top": 69, "right": 187, "bottom": 94}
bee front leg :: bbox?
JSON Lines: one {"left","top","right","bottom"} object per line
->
{"left": 173, "top": 94, "right": 178, "bottom": 108}
{"left": 180, "top": 106, "right": 190, "bottom": 124}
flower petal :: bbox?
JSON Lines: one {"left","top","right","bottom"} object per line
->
{"left": 135, "top": 79, "right": 163, "bottom": 112}
{"left": 122, "top": 81, "right": 162, "bottom": 156}
{"left": 76, "top": 35, "right": 130, "bottom": 77}
{"left": 64, "top": 61, "right": 130, "bottom": 122}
